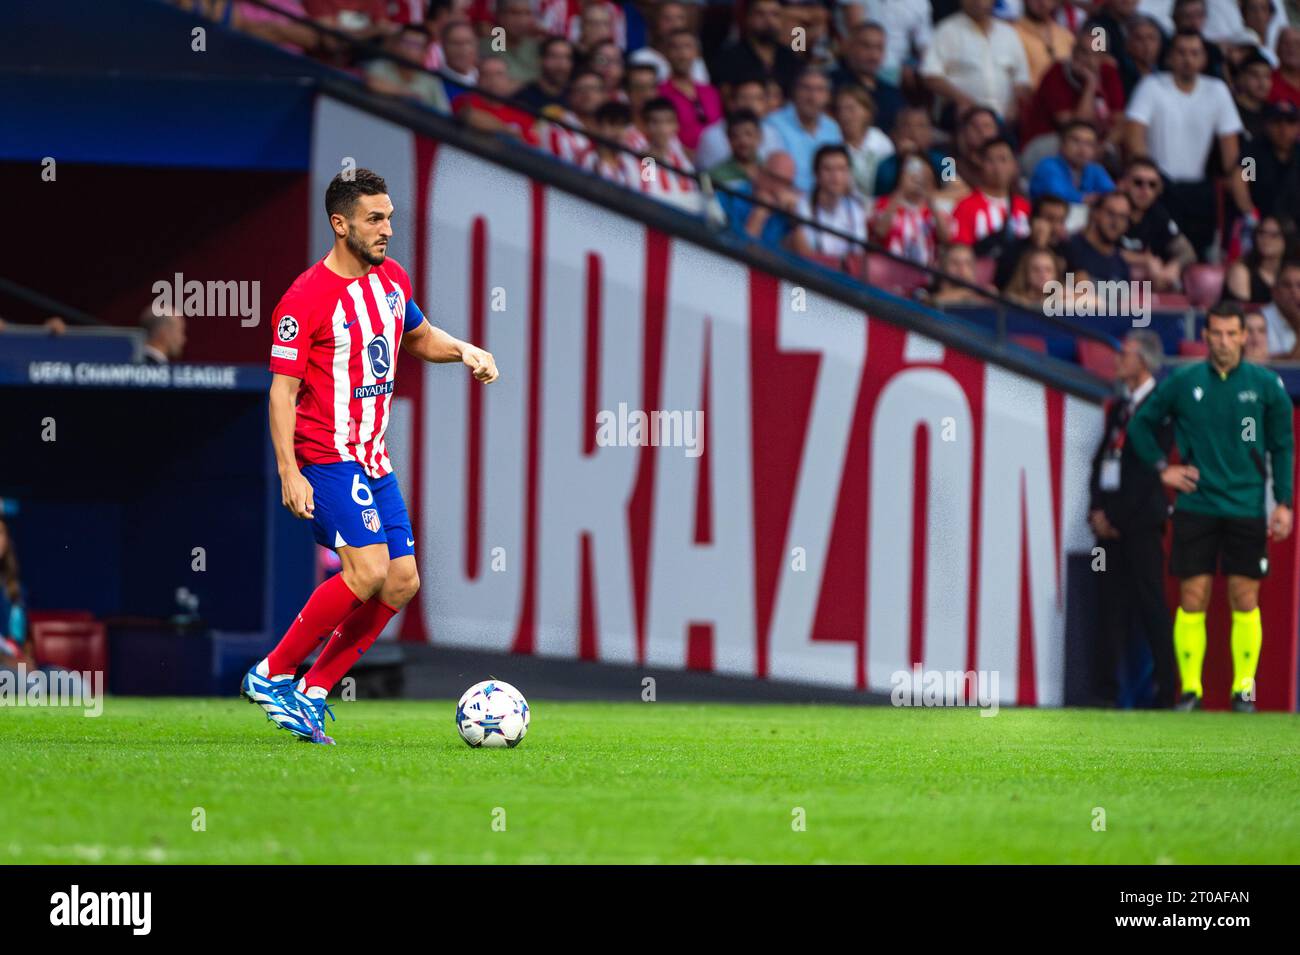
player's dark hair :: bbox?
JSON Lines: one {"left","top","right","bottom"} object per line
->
{"left": 325, "top": 169, "right": 388, "bottom": 220}
{"left": 1207, "top": 299, "right": 1248, "bottom": 328}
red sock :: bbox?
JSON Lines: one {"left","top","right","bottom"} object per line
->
{"left": 303, "top": 597, "right": 399, "bottom": 693}
{"left": 266, "top": 574, "right": 363, "bottom": 676}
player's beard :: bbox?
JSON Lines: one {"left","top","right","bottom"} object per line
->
{"left": 346, "top": 225, "right": 387, "bottom": 266}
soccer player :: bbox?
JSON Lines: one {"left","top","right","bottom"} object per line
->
{"left": 241, "top": 169, "right": 498, "bottom": 744}
{"left": 1127, "top": 302, "right": 1294, "bottom": 712}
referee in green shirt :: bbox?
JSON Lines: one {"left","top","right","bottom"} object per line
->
{"left": 1127, "top": 301, "right": 1295, "bottom": 711}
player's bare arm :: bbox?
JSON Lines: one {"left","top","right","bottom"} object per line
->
{"left": 402, "top": 320, "right": 499, "bottom": 382}
{"left": 268, "top": 372, "right": 314, "bottom": 519}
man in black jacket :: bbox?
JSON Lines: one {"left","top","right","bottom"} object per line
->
{"left": 1088, "top": 330, "right": 1177, "bottom": 706}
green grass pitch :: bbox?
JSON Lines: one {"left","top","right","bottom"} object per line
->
{"left": 2, "top": 698, "right": 1298, "bottom": 864}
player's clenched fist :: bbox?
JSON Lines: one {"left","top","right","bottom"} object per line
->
{"left": 462, "top": 344, "right": 499, "bottom": 383}
{"left": 280, "top": 469, "right": 315, "bottom": 519}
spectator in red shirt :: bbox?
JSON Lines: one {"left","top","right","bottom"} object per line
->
{"left": 1020, "top": 28, "right": 1125, "bottom": 170}
{"left": 951, "top": 136, "right": 1033, "bottom": 252}
{"left": 452, "top": 55, "right": 538, "bottom": 145}
{"left": 1270, "top": 27, "right": 1300, "bottom": 109}
{"left": 658, "top": 29, "right": 723, "bottom": 152}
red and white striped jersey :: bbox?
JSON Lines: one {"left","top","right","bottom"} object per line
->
{"left": 872, "top": 196, "right": 947, "bottom": 266}
{"left": 542, "top": 112, "right": 594, "bottom": 166}
{"left": 637, "top": 136, "right": 698, "bottom": 201}
{"left": 268, "top": 257, "right": 420, "bottom": 479}
{"left": 585, "top": 148, "right": 644, "bottom": 188}
{"left": 537, "top": 0, "right": 628, "bottom": 49}
{"left": 622, "top": 125, "right": 649, "bottom": 152}
{"left": 950, "top": 191, "right": 1031, "bottom": 246}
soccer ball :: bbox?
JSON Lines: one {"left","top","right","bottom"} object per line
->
{"left": 455, "top": 680, "right": 530, "bottom": 748}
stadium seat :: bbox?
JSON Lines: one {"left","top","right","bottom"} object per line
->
{"left": 1009, "top": 334, "right": 1048, "bottom": 353}
{"left": 1076, "top": 339, "right": 1119, "bottom": 380}
{"left": 1179, "top": 339, "right": 1209, "bottom": 357}
{"left": 31, "top": 617, "right": 108, "bottom": 677}
{"left": 1153, "top": 292, "right": 1191, "bottom": 309}
{"left": 866, "top": 254, "right": 929, "bottom": 298}
{"left": 1183, "top": 264, "right": 1225, "bottom": 309}
{"left": 805, "top": 252, "right": 845, "bottom": 274}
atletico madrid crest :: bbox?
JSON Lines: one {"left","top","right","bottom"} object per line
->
{"left": 361, "top": 508, "right": 381, "bottom": 533}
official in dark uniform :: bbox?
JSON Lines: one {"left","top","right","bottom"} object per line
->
{"left": 1087, "top": 330, "right": 1177, "bottom": 707}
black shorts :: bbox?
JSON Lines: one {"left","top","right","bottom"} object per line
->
{"left": 1169, "top": 510, "right": 1269, "bottom": 580}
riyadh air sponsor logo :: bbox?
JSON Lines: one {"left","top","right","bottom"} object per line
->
{"left": 50, "top": 885, "right": 152, "bottom": 935}
{"left": 367, "top": 336, "right": 392, "bottom": 377}
{"left": 353, "top": 380, "right": 394, "bottom": 399}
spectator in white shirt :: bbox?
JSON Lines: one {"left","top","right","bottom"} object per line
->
{"left": 833, "top": 83, "right": 895, "bottom": 196}
{"left": 1125, "top": 29, "right": 1257, "bottom": 257}
{"left": 627, "top": 0, "right": 709, "bottom": 85}
{"left": 694, "top": 76, "right": 784, "bottom": 170}
{"left": 922, "top": 0, "right": 1033, "bottom": 126}
{"left": 791, "top": 144, "right": 871, "bottom": 259}
{"left": 1261, "top": 261, "right": 1300, "bottom": 357}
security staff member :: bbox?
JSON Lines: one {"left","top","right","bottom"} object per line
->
{"left": 1128, "top": 301, "right": 1295, "bottom": 712}
{"left": 1088, "top": 331, "right": 1177, "bottom": 707}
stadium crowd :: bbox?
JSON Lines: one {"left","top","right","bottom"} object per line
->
{"left": 173, "top": 0, "right": 1300, "bottom": 355}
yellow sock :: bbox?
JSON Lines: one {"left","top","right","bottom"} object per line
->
{"left": 1173, "top": 608, "right": 1206, "bottom": 698}
{"left": 1231, "top": 608, "right": 1263, "bottom": 698}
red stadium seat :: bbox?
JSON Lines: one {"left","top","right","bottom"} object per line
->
{"left": 866, "top": 254, "right": 929, "bottom": 297}
{"left": 1183, "top": 264, "right": 1225, "bottom": 310}
{"left": 1009, "top": 334, "right": 1048, "bottom": 353}
{"left": 31, "top": 617, "right": 107, "bottom": 677}
{"left": 1179, "top": 339, "right": 1209, "bottom": 357}
{"left": 1153, "top": 292, "right": 1190, "bottom": 309}
{"left": 1077, "top": 339, "right": 1119, "bottom": 380}
{"left": 805, "top": 252, "right": 843, "bottom": 273}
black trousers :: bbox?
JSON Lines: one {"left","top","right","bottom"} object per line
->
{"left": 1161, "top": 179, "right": 1217, "bottom": 261}
{"left": 1094, "top": 525, "right": 1177, "bottom": 708}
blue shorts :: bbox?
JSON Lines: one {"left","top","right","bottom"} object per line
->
{"left": 301, "top": 461, "right": 414, "bottom": 558}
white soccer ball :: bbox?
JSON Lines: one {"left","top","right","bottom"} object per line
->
{"left": 455, "top": 680, "right": 530, "bottom": 748}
